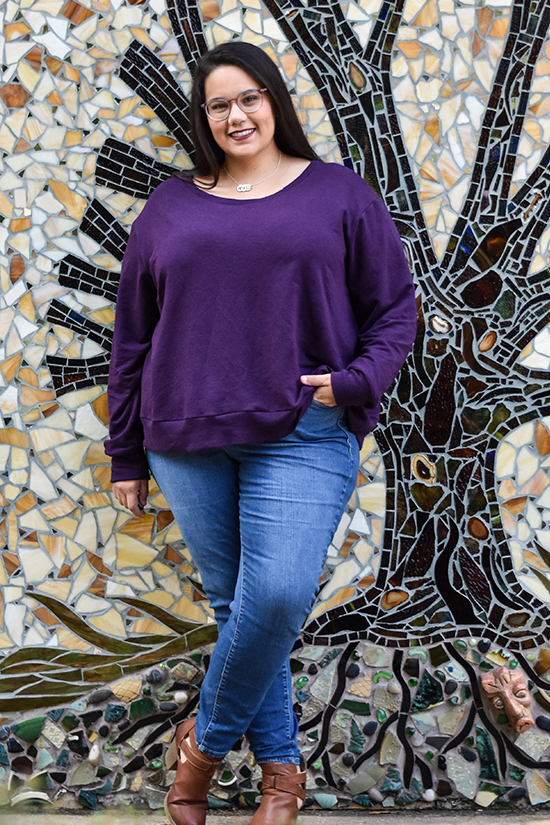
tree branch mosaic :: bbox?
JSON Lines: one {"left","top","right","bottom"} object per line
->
{"left": 1, "top": 0, "right": 550, "bottom": 812}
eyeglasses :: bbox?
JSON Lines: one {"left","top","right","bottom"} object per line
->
{"left": 202, "top": 88, "right": 268, "bottom": 121}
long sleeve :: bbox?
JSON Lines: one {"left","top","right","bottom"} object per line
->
{"left": 104, "top": 221, "right": 159, "bottom": 481}
{"left": 330, "top": 197, "right": 417, "bottom": 409}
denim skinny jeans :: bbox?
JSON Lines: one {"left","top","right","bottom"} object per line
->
{"left": 147, "top": 401, "right": 359, "bottom": 763}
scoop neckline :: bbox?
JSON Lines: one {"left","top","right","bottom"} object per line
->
{"left": 188, "top": 160, "right": 316, "bottom": 204}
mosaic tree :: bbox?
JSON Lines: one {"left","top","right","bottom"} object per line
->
{"left": 45, "top": 0, "right": 550, "bottom": 652}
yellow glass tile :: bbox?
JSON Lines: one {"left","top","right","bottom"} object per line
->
{"left": 87, "top": 307, "right": 115, "bottom": 325}
{"left": 437, "top": 149, "right": 462, "bottom": 187}
{"left": 47, "top": 90, "right": 63, "bottom": 106}
{"left": 30, "top": 427, "right": 72, "bottom": 452}
{"left": 171, "top": 595, "right": 209, "bottom": 623}
{"left": 0, "top": 309, "right": 14, "bottom": 341}
{"left": 56, "top": 438, "right": 92, "bottom": 471}
{"left": 19, "top": 546, "right": 54, "bottom": 583}
{"left": 95, "top": 507, "right": 117, "bottom": 544}
{"left": 10, "top": 469, "right": 28, "bottom": 485}
{"left": 21, "top": 385, "right": 56, "bottom": 406}
{"left": 200, "top": 0, "right": 220, "bottom": 19}
{"left": 149, "top": 491, "right": 169, "bottom": 509}
{"left": 5, "top": 21, "right": 32, "bottom": 38}
{"left": 300, "top": 93, "right": 324, "bottom": 109}
{"left": 116, "top": 96, "right": 141, "bottom": 119}
{"left": 397, "top": 40, "right": 423, "bottom": 58}
{"left": 57, "top": 627, "right": 91, "bottom": 651}
{"left": 41, "top": 495, "right": 77, "bottom": 520}
{"left": 18, "top": 291, "right": 35, "bottom": 324}
{"left": 65, "top": 130, "right": 83, "bottom": 147}
{"left": 3, "top": 484, "right": 20, "bottom": 501}
{"left": 9, "top": 217, "right": 32, "bottom": 232}
{"left": 119, "top": 513, "right": 154, "bottom": 543}
{"left": 46, "top": 515, "right": 76, "bottom": 539}
{"left": 47, "top": 179, "right": 87, "bottom": 221}
{"left": 24, "top": 118, "right": 46, "bottom": 142}
{"left": 92, "top": 466, "right": 112, "bottom": 492}
{"left": 14, "top": 488, "right": 35, "bottom": 512}
{"left": 516, "top": 446, "right": 539, "bottom": 486}
{"left": 158, "top": 520, "right": 182, "bottom": 544}
{"left": 73, "top": 510, "right": 97, "bottom": 548}
{"left": 501, "top": 508, "right": 516, "bottom": 535}
{"left": 42, "top": 535, "right": 67, "bottom": 566}
{"left": 123, "top": 125, "right": 149, "bottom": 141}
{"left": 68, "top": 558, "right": 96, "bottom": 601}
{"left": 523, "top": 550, "right": 550, "bottom": 573}
{"left": 131, "top": 617, "right": 172, "bottom": 635}
{"left": 0, "top": 191, "right": 14, "bottom": 220}
{"left": 89, "top": 607, "right": 126, "bottom": 638}
{"left": 423, "top": 196, "right": 443, "bottom": 228}
{"left": 535, "top": 59, "right": 550, "bottom": 77}
{"left": 412, "top": 0, "right": 438, "bottom": 26}
{"left": 484, "top": 37, "right": 502, "bottom": 67}
{"left": 37, "top": 580, "right": 72, "bottom": 600}
{"left": 0, "top": 127, "right": 16, "bottom": 153}
{"left": 309, "top": 586, "right": 355, "bottom": 620}
{"left": 129, "top": 27, "right": 156, "bottom": 50}
{"left": 116, "top": 534, "right": 158, "bottom": 569}
{"left": 151, "top": 562, "right": 172, "bottom": 577}
{"left": 130, "top": 773, "right": 143, "bottom": 792}
{"left": 71, "top": 468, "right": 94, "bottom": 489}
{"left": 115, "top": 511, "right": 132, "bottom": 530}
{"left": 19, "top": 508, "right": 49, "bottom": 533}
{"left": 366, "top": 518, "right": 381, "bottom": 548}
{"left": 7, "top": 509, "right": 18, "bottom": 552}
{"left": 141, "top": 590, "right": 174, "bottom": 608}
{"left": 83, "top": 492, "right": 111, "bottom": 509}
{"left": 488, "top": 16, "right": 509, "bottom": 38}
{"left": 0, "top": 633, "right": 13, "bottom": 647}
{"left": 67, "top": 538, "right": 86, "bottom": 560}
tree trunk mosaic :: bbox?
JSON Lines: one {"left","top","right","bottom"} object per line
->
{"left": 0, "top": 0, "right": 550, "bottom": 813}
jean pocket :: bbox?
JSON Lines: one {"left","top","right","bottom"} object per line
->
{"left": 311, "top": 399, "right": 335, "bottom": 410}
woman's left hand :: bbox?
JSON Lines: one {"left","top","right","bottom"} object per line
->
{"left": 300, "top": 373, "right": 337, "bottom": 406}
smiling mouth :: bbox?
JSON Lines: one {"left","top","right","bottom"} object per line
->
{"left": 229, "top": 128, "right": 256, "bottom": 139}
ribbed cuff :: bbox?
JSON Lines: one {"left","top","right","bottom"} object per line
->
{"left": 331, "top": 368, "right": 373, "bottom": 408}
{"left": 109, "top": 451, "right": 150, "bottom": 482}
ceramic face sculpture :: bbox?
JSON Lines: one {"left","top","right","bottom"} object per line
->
{"left": 480, "top": 666, "right": 534, "bottom": 733}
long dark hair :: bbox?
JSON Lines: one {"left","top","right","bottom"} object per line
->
{"left": 175, "top": 42, "right": 320, "bottom": 187}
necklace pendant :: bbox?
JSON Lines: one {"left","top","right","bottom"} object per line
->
{"left": 237, "top": 183, "right": 252, "bottom": 192}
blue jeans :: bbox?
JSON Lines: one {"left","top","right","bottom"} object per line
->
{"left": 147, "top": 402, "right": 359, "bottom": 762}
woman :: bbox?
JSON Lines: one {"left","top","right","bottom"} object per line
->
{"left": 105, "top": 41, "right": 416, "bottom": 825}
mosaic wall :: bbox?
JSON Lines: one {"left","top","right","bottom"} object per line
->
{"left": 0, "top": 0, "right": 550, "bottom": 813}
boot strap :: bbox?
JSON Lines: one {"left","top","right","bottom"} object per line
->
{"left": 177, "top": 722, "right": 221, "bottom": 773}
{"left": 262, "top": 771, "right": 306, "bottom": 799}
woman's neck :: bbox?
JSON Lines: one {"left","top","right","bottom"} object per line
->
{"left": 223, "top": 147, "right": 282, "bottom": 188}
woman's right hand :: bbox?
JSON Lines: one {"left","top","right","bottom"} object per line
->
{"left": 113, "top": 479, "right": 149, "bottom": 517}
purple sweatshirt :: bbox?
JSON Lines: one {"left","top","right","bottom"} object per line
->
{"left": 105, "top": 161, "right": 417, "bottom": 481}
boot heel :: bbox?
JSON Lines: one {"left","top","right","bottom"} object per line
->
{"left": 165, "top": 791, "right": 177, "bottom": 825}
{"left": 250, "top": 763, "right": 306, "bottom": 825}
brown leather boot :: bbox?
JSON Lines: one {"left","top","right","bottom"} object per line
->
{"left": 164, "top": 718, "right": 223, "bottom": 825}
{"left": 249, "top": 763, "right": 307, "bottom": 825}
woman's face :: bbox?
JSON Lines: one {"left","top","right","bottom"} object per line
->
{"left": 203, "top": 65, "right": 277, "bottom": 164}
